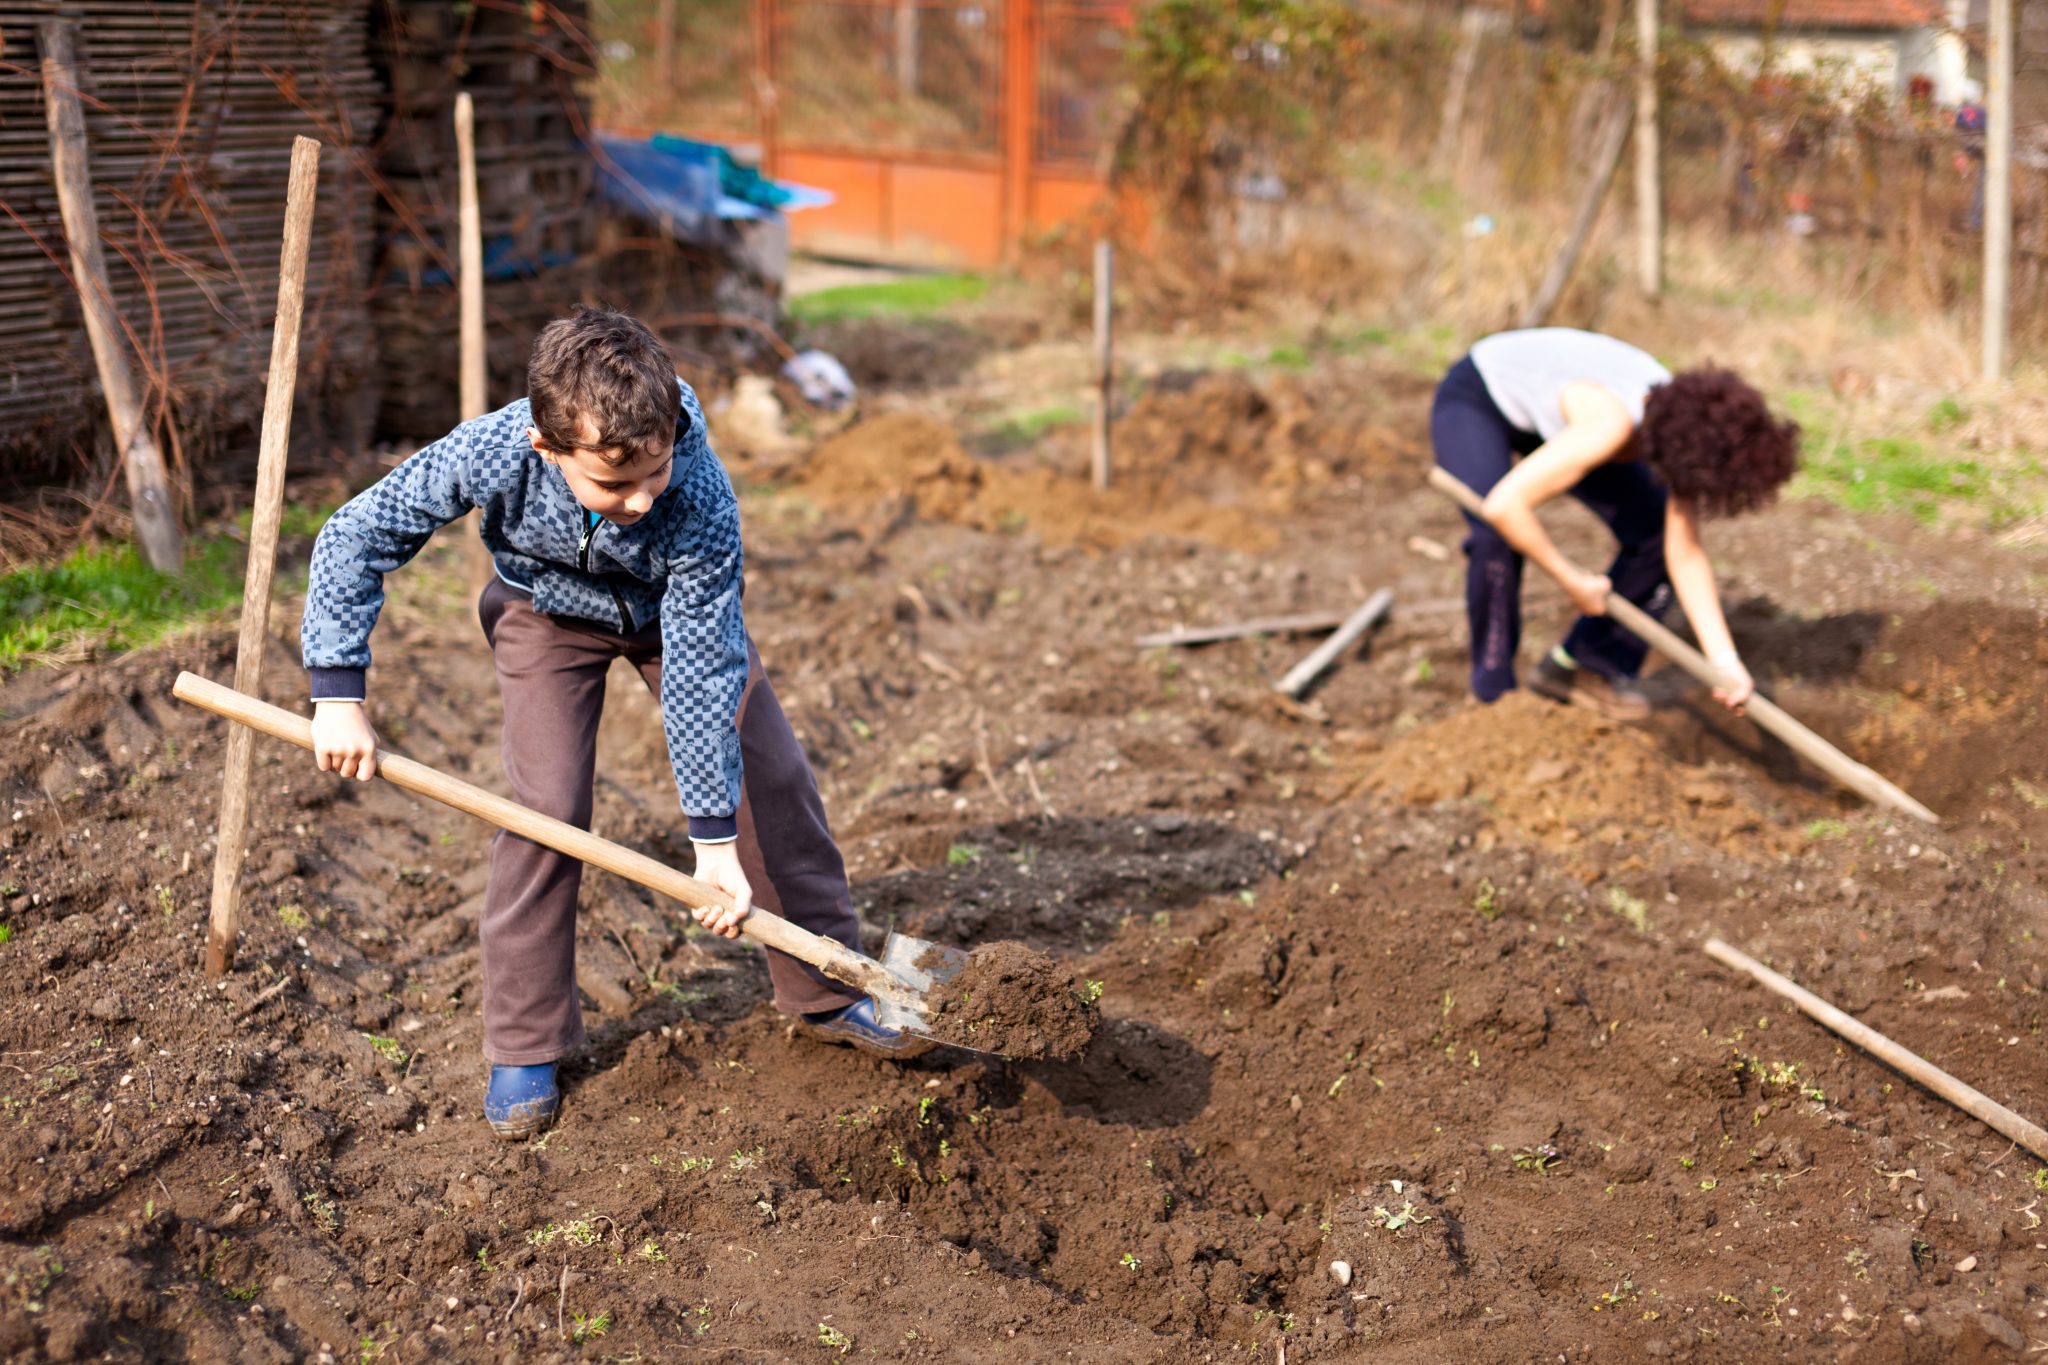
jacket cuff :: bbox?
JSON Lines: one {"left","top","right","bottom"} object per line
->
{"left": 308, "top": 666, "right": 367, "bottom": 702}
{"left": 688, "top": 814, "right": 738, "bottom": 842}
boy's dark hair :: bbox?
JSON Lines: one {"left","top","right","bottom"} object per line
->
{"left": 528, "top": 306, "right": 680, "bottom": 465}
{"left": 1640, "top": 367, "right": 1801, "bottom": 518}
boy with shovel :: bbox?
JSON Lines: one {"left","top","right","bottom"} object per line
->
{"left": 300, "top": 306, "right": 921, "bottom": 1140}
{"left": 1431, "top": 328, "right": 1801, "bottom": 719}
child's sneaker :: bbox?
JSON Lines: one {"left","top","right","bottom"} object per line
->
{"left": 1529, "top": 651, "right": 1651, "bottom": 722}
{"left": 800, "top": 997, "right": 934, "bottom": 1059}
{"left": 485, "top": 1063, "right": 559, "bottom": 1139}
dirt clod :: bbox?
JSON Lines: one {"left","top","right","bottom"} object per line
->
{"left": 917, "top": 940, "right": 1100, "bottom": 1059}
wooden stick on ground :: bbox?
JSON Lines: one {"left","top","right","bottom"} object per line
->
{"left": 1428, "top": 467, "right": 1938, "bottom": 823}
{"left": 1705, "top": 938, "right": 2048, "bottom": 1161}
{"left": 1274, "top": 588, "right": 1395, "bottom": 700}
{"left": 40, "top": 19, "right": 184, "bottom": 573}
{"left": 1136, "top": 610, "right": 1354, "bottom": 651}
{"left": 203, "top": 135, "right": 322, "bottom": 980}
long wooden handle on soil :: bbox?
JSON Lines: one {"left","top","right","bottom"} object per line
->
{"left": 204, "top": 135, "right": 321, "bottom": 980}
{"left": 173, "top": 673, "right": 920, "bottom": 1009}
{"left": 40, "top": 18, "right": 184, "bottom": 574}
{"left": 1274, "top": 589, "right": 1395, "bottom": 699}
{"left": 1705, "top": 938, "right": 2048, "bottom": 1161}
{"left": 1427, "top": 467, "right": 1939, "bottom": 823}
{"left": 1136, "top": 610, "right": 1355, "bottom": 650}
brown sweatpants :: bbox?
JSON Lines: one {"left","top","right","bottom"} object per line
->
{"left": 477, "top": 578, "right": 861, "bottom": 1064}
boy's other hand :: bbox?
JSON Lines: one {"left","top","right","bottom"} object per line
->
{"left": 312, "top": 701, "right": 380, "bottom": 781}
{"left": 1711, "top": 656, "right": 1755, "bottom": 714}
{"left": 1567, "top": 571, "right": 1613, "bottom": 617}
{"left": 690, "top": 840, "right": 753, "bottom": 938}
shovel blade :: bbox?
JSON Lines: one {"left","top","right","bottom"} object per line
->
{"left": 874, "top": 932, "right": 970, "bottom": 1035}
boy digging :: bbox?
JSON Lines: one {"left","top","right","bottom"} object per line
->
{"left": 301, "top": 307, "right": 921, "bottom": 1140}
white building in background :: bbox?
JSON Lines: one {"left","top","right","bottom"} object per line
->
{"left": 1684, "top": 0, "right": 1974, "bottom": 105}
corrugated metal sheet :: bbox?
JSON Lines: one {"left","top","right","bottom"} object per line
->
{"left": 0, "top": 2, "right": 382, "bottom": 478}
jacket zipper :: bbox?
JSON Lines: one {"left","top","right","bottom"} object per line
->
{"left": 578, "top": 518, "right": 633, "bottom": 632}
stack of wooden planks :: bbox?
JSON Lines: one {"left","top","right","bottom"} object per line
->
{"left": 368, "top": 0, "right": 600, "bottom": 437}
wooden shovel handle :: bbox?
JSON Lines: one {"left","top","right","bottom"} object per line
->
{"left": 171, "top": 672, "right": 917, "bottom": 1007}
{"left": 1427, "top": 467, "right": 1938, "bottom": 824}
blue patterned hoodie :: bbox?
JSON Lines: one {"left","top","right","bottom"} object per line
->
{"left": 300, "top": 380, "right": 748, "bottom": 840}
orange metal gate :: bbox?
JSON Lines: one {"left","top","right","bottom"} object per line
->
{"left": 754, "top": 0, "right": 1129, "bottom": 267}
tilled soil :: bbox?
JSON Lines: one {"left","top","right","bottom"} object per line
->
{"left": 917, "top": 941, "right": 1100, "bottom": 1061}
{"left": 2, "top": 359, "right": 2047, "bottom": 1362}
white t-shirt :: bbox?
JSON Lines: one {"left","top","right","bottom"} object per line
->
{"left": 1469, "top": 329, "right": 1671, "bottom": 442}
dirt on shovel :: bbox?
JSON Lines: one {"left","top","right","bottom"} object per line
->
{"left": 917, "top": 940, "right": 1101, "bottom": 1060}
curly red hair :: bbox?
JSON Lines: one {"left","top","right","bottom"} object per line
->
{"left": 1640, "top": 368, "right": 1801, "bottom": 518}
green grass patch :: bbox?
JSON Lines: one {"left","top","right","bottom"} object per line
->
{"left": 1793, "top": 433, "right": 1991, "bottom": 525}
{"left": 0, "top": 504, "right": 328, "bottom": 670}
{"left": 787, "top": 273, "right": 986, "bottom": 325}
{"left": 980, "top": 404, "right": 1084, "bottom": 450}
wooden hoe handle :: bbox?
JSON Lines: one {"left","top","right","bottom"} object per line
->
{"left": 1707, "top": 939, "right": 2048, "bottom": 1161}
{"left": 1427, "top": 468, "right": 1938, "bottom": 824}
{"left": 172, "top": 672, "right": 917, "bottom": 1007}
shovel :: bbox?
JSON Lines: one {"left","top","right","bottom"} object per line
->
{"left": 172, "top": 672, "right": 970, "bottom": 1042}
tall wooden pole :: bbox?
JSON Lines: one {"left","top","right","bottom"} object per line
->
{"left": 1634, "top": 0, "right": 1663, "bottom": 298}
{"left": 204, "top": 136, "right": 322, "bottom": 979}
{"left": 455, "top": 92, "right": 492, "bottom": 591}
{"left": 1982, "top": 0, "right": 2013, "bottom": 381}
{"left": 39, "top": 19, "right": 185, "bottom": 574}
{"left": 1091, "top": 240, "right": 1113, "bottom": 491}
{"left": 655, "top": 0, "right": 678, "bottom": 93}
{"left": 456, "top": 91, "right": 485, "bottom": 421}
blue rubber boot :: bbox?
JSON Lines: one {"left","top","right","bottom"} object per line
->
{"left": 800, "top": 997, "right": 934, "bottom": 1059}
{"left": 484, "top": 1063, "right": 559, "bottom": 1140}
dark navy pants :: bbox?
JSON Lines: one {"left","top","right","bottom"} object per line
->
{"left": 1430, "top": 356, "right": 1673, "bottom": 702}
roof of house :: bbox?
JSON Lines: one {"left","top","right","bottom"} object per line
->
{"left": 1681, "top": 0, "right": 1943, "bottom": 31}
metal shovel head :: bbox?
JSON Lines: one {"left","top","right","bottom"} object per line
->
{"left": 875, "top": 931, "right": 970, "bottom": 1035}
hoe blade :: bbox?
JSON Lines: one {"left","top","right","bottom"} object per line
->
{"left": 874, "top": 932, "right": 970, "bottom": 1036}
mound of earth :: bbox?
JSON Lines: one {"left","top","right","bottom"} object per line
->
{"left": 917, "top": 940, "right": 1100, "bottom": 1060}
{"left": 796, "top": 411, "right": 1282, "bottom": 551}
{"left": 1362, "top": 691, "right": 1796, "bottom": 864}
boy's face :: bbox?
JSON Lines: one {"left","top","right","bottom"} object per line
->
{"left": 529, "top": 414, "right": 675, "bottom": 524}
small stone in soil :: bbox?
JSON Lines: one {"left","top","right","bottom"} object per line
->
{"left": 916, "top": 940, "right": 1099, "bottom": 1060}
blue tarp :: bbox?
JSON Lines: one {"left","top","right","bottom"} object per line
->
{"left": 594, "top": 132, "right": 832, "bottom": 241}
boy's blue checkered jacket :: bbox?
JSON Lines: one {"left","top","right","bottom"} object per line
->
{"left": 300, "top": 380, "right": 748, "bottom": 841}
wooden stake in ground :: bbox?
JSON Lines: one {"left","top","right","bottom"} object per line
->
{"left": 457, "top": 92, "right": 486, "bottom": 420}
{"left": 1633, "top": 0, "right": 1662, "bottom": 299}
{"left": 39, "top": 19, "right": 184, "bottom": 574}
{"left": 455, "top": 91, "right": 492, "bottom": 588}
{"left": 1092, "top": 239, "right": 1114, "bottom": 492}
{"left": 1705, "top": 939, "right": 2048, "bottom": 1161}
{"left": 1428, "top": 467, "right": 1938, "bottom": 822}
{"left": 204, "top": 135, "right": 322, "bottom": 979}
{"left": 1274, "top": 588, "right": 1395, "bottom": 699}
{"left": 1521, "top": 91, "right": 1633, "bottom": 329}
{"left": 1982, "top": 0, "right": 2013, "bottom": 381}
